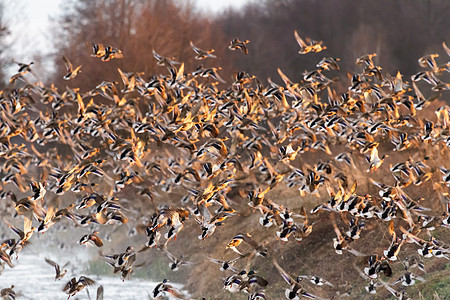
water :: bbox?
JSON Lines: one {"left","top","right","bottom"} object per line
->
{"left": 0, "top": 252, "right": 186, "bottom": 299}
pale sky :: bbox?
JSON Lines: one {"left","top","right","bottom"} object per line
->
{"left": 3, "top": 0, "right": 250, "bottom": 78}
{"left": 194, "top": 0, "right": 251, "bottom": 14}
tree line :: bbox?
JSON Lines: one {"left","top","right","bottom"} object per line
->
{"left": 0, "top": 0, "right": 449, "bottom": 90}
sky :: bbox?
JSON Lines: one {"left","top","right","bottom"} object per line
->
{"left": 3, "top": 0, "right": 250, "bottom": 77}
{"left": 195, "top": 0, "right": 251, "bottom": 14}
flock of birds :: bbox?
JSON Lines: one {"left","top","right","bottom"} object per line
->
{"left": 0, "top": 30, "right": 450, "bottom": 300}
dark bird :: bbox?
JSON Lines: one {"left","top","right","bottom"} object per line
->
{"left": 273, "top": 259, "right": 326, "bottom": 300}
{"left": 228, "top": 38, "right": 250, "bottom": 55}
{"left": 152, "top": 279, "right": 186, "bottom": 299}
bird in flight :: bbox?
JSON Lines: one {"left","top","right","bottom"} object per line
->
{"left": 63, "top": 56, "right": 82, "bottom": 80}
{"left": 294, "top": 30, "right": 326, "bottom": 54}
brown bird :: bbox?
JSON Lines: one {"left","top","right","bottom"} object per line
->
{"left": 226, "top": 233, "right": 267, "bottom": 257}
{"left": 190, "top": 41, "right": 217, "bottom": 60}
{"left": 63, "top": 56, "right": 82, "bottom": 80}
{"left": 86, "top": 42, "right": 123, "bottom": 61}
{"left": 45, "top": 258, "right": 69, "bottom": 280}
{"left": 294, "top": 30, "right": 326, "bottom": 54}
{"left": 229, "top": 38, "right": 250, "bottom": 55}
{"left": 152, "top": 279, "right": 187, "bottom": 299}
{"left": 0, "top": 285, "right": 15, "bottom": 300}
{"left": 0, "top": 248, "right": 13, "bottom": 269}
{"left": 79, "top": 231, "right": 104, "bottom": 247}
{"left": 63, "top": 276, "right": 96, "bottom": 299}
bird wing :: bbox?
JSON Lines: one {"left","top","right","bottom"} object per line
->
{"left": 166, "top": 286, "right": 187, "bottom": 299}
{"left": 242, "top": 233, "right": 260, "bottom": 249}
{"left": 23, "top": 214, "right": 33, "bottom": 236}
{"left": 294, "top": 30, "right": 307, "bottom": 48}
{"left": 330, "top": 214, "right": 343, "bottom": 240}
{"left": 92, "top": 234, "right": 104, "bottom": 247}
{"left": 96, "top": 285, "right": 104, "bottom": 300}
{"left": 443, "top": 42, "right": 450, "bottom": 57}
{"left": 79, "top": 276, "right": 96, "bottom": 286}
{"left": 273, "top": 258, "right": 295, "bottom": 286}
{"left": 63, "top": 277, "right": 76, "bottom": 292}
{"left": 45, "top": 258, "right": 57, "bottom": 267}
{"left": 189, "top": 41, "right": 201, "bottom": 54}
{"left": 152, "top": 49, "right": 163, "bottom": 61}
{"left": 117, "top": 68, "right": 129, "bottom": 85}
{"left": 165, "top": 249, "right": 177, "bottom": 262}
{"left": 63, "top": 56, "right": 73, "bottom": 72}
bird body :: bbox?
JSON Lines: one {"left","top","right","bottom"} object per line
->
{"left": 63, "top": 56, "right": 82, "bottom": 80}
{"left": 63, "top": 276, "right": 95, "bottom": 298}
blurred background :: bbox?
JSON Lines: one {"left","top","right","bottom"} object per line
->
{"left": 1, "top": 0, "right": 449, "bottom": 89}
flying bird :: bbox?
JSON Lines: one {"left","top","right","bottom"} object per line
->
{"left": 63, "top": 56, "right": 82, "bottom": 80}
{"left": 229, "top": 38, "right": 250, "bottom": 55}
{"left": 45, "top": 258, "right": 69, "bottom": 280}
{"left": 190, "top": 41, "right": 217, "bottom": 60}
{"left": 294, "top": 30, "right": 326, "bottom": 54}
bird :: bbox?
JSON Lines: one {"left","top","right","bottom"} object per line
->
{"left": 45, "top": 258, "right": 69, "bottom": 280}
{"left": 63, "top": 276, "right": 96, "bottom": 298}
{"left": 273, "top": 259, "right": 326, "bottom": 300}
{"left": 164, "top": 249, "right": 193, "bottom": 271}
{"left": 78, "top": 231, "right": 104, "bottom": 247}
{"left": 392, "top": 271, "right": 425, "bottom": 286}
{"left": 0, "top": 285, "right": 15, "bottom": 300}
{"left": 16, "top": 61, "right": 34, "bottom": 73}
{"left": 152, "top": 279, "right": 187, "bottom": 299}
{"left": 296, "top": 275, "right": 334, "bottom": 286}
{"left": 152, "top": 49, "right": 180, "bottom": 69}
{"left": 228, "top": 38, "right": 250, "bottom": 55}
{"left": 239, "top": 270, "right": 269, "bottom": 294}
{"left": 363, "top": 255, "right": 393, "bottom": 279}
{"left": 102, "top": 246, "right": 137, "bottom": 280}
{"left": 365, "top": 145, "right": 387, "bottom": 172}
{"left": 223, "top": 270, "right": 247, "bottom": 293}
{"left": 62, "top": 56, "right": 82, "bottom": 80}
{"left": 383, "top": 221, "right": 405, "bottom": 261}
{"left": 294, "top": 30, "right": 326, "bottom": 54}
{"left": 317, "top": 57, "right": 340, "bottom": 70}
{"left": 208, "top": 256, "right": 242, "bottom": 273}
{"left": 226, "top": 233, "right": 267, "bottom": 257}
{"left": 87, "top": 42, "right": 123, "bottom": 61}
{"left": 190, "top": 41, "right": 217, "bottom": 60}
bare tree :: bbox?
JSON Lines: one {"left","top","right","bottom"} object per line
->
{"left": 49, "top": 0, "right": 231, "bottom": 90}
{"left": 217, "top": 0, "right": 450, "bottom": 82}
{"left": 0, "top": 0, "right": 10, "bottom": 88}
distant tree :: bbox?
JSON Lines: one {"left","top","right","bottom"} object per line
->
{"left": 217, "top": 0, "right": 450, "bottom": 82}
{"left": 49, "top": 0, "right": 231, "bottom": 90}
{"left": 0, "top": 0, "right": 10, "bottom": 88}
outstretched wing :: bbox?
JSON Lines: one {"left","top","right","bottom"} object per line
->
{"left": 96, "top": 285, "right": 104, "bottom": 300}
{"left": 294, "top": 30, "right": 307, "bottom": 48}
{"left": 273, "top": 258, "right": 295, "bottom": 286}
{"left": 63, "top": 56, "right": 73, "bottom": 72}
